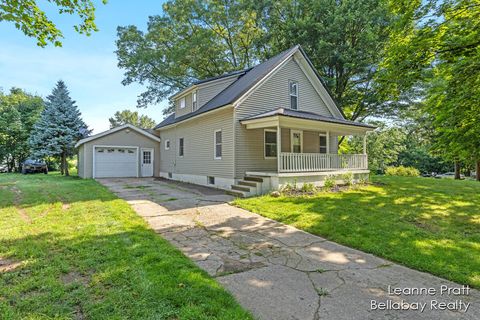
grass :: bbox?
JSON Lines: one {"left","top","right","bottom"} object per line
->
{"left": 0, "top": 173, "right": 251, "bottom": 320}
{"left": 234, "top": 175, "right": 480, "bottom": 288}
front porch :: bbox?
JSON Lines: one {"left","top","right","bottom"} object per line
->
{"left": 231, "top": 108, "right": 375, "bottom": 196}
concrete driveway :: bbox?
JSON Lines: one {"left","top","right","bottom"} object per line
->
{"left": 98, "top": 178, "right": 479, "bottom": 320}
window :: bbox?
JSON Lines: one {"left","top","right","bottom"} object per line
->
{"left": 319, "top": 134, "right": 328, "bottom": 154}
{"left": 264, "top": 130, "right": 277, "bottom": 158}
{"left": 179, "top": 97, "right": 186, "bottom": 109}
{"left": 192, "top": 91, "right": 197, "bottom": 111}
{"left": 107, "top": 148, "right": 115, "bottom": 153}
{"left": 128, "top": 150, "right": 135, "bottom": 154}
{"left": 208, "top": 176, "right": 215, "bottom": 185}
{"left": 165, "top": 139, "right": 170, "bottom": 150}
{"left": 97, "top": 148, "right": 104, "bottom": 153}
{"left": 289, "top": 81, "right": 298, "bottom": 110}
{"left": 118, "top": 149, "right": 125, "bottom": 153}
{"left": 179, "top": 138, "right": 184, "bottom": 157}
{"left": 291, "top": 130, "right": 302, "bottom": 153}
{"left": 214, "top": 130, "right": 222, "bottom": 159}
{"left": 143, "top": 151, "right": 151, "bottom": 164}
{"left": 168, "top": 172, "right": 173, "bottom": 178}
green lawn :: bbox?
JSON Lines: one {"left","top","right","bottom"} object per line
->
{"left": 234, "top": 176, "right": 480, "bottom": 288}
{"left": 0, "top": 173, "right": 251, "bottom": 320}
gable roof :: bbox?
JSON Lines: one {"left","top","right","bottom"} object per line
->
{"left": 155, "top": 45, "right": 343, "bottom": 129}
{"left": 241, "top": 108, "right": 375, "bottom": 129}
{"left": 75, "top": 124, "right": 161, "bottom": 148}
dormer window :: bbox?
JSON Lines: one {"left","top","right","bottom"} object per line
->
{"left": 180, "top": 97, "right": 186, "bottom": 109}
{"left": 289, "top": 81, "right": 298, "bottom": 110}
{"left": 192, "top": 91, "right": 197, "bottom": 111}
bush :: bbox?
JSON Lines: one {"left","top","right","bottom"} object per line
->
{"left": 385, "top": 166, "right": 420, "bottom": 177}
{"left": 323, "top": 175, "right": 337, "bottom": 190}
{"left": 358, "top": 174, "right": 370, "bottom": 185}
{"left": 301, "top": 183, "right": 315, "bottom": 193}
{"left": 341, "top": 172, "right": 354, "bottom": 187}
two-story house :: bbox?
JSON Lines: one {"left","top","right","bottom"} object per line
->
{"left": 76, "top": 45, "right": 374, "bottom": 196}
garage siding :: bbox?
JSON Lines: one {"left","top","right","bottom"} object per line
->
{"left": 80, "top": 128, "right": 160, "bottom": 178}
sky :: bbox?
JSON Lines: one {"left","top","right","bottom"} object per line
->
{"left": 0, "top": 1, "right": 168, "bottom": 134}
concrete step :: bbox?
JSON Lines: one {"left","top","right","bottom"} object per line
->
{"left": 226, "top": 189, "right": 248, "bottom": 198}
{"left": 231, "top": 184, "right": 251, "bottom": 192}
{"left": 238, "top": 180, "right": 258, "bottom": 187}
{"left": 244, "top": 176, "right": 264, "bottom": 183}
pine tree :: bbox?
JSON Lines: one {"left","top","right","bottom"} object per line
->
{"left": 29, "top": 81, "right": 90, "bottom": 176}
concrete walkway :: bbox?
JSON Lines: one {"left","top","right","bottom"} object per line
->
{"left": 98, "top": 178, "right": 479, "bottom": 320}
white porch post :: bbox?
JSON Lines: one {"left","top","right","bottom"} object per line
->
{"left": 277, "top": 125, "right": 281, "bottom": 172}
{"left": 363, "top": 134, "right": 367, "bottom": 154}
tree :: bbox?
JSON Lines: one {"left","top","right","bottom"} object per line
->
{"left": 0, "top": 0, "right": 106, "bottom": 47}
{"left": 109, "top": 110, "right": 157, "bottom": 129}
{"left": 251, "top": 0, "right": 400, "bottom": 122}
{"left": 0, "top": 88, "right": 44, "bottom": 171}
{"left": 382, "top": 0, "right": 480, "bottom": 180}
{"left": 116, "top": 0, "right": 263, "bottom": 112}
{"left": 29, "top": 81, "right": 90, "bottom": 176}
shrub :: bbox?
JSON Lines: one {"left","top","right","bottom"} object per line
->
{"left": 341, "top": 172, "right": 354, "bottom": 187}
{"left": 385, "top": 166, "right": 420, "bottom": 177}
{"left": 301, "top": 183, "right": 315, "bottom": 193}
{"left": 323, "top": 175, "right": 337, "bottom": 190}
{"left": 358, "top": 174, "right": 370, "bottom": 185}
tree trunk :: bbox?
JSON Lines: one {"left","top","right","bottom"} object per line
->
{"left": 65, "top": 153, "right": 69, "bottom": 176}
{"left": 60, "top": 153, "right": 65, "bottom": 175}
{"left": 476, "top": 160, "right": 480, "bottom": 181}
{"left": 454, "top": 161, "right": 461, "bottom": 180}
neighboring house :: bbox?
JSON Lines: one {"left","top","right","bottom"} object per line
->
{"left": 76, "top": 45, "right": 375, "bottom": 196}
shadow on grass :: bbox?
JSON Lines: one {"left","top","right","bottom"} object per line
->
{"left": 0, "top": 227, "right": 252, "bottom": 320}
{"left": 236, "top": 176, "right": 480, "bottom": 287}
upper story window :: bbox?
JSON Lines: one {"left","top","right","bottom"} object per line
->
{"left": 289, "top": 81, "right": 298, "bottom": 110}
{"left": 214, "top": 130, "right": 222, "bottom": 159}
{"left": 179, "top": 97, "right": 186, "bottom": 109}
{"left": 165, "top": 139, "right": 170, "bottom": 150}
{"left": 192, "top": 91, "right": 198, "bottom": 111}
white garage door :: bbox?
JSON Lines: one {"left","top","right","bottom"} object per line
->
{"left": 94, "top": 147, "right": 137, "bottom": 178}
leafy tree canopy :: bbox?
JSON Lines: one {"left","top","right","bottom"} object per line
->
{"left": 0, "top": 0, "right": 106, "bottom": 47}
{"left": 109, "top": 110, "right": 157, "bottom": 129}
{"left": 0, "top": 88, "right": 44, "bottom": 171}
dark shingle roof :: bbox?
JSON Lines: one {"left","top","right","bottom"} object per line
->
{"left": 154, "top": 45, "right": 300, "bottom": 129}
{"left": 241, "top": 108, "right": 376, "bottom": 129}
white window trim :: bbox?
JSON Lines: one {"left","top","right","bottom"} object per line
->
{"left": 319, "top": 132, "right": 330, "bottom": 154}
{"left": 165, "top": 139, "right": 170, "bottom": 150}
{"left": 289, "top": 80, "right": 298, "bottom": 110}
{"left": 264, "top": 129, "right": 278, "bottom": 159}
{"left": 192, "top": 91, "right": 197, "bottom": 111}
{"left": 179, "top": 97, "right": 186, "bottom": 109}
{"left": 214, "top": 129, "right": 222, "bottom": 160}
{"left": 290, "top": 130, "right": 303, "bottom": 153}
{"left": 178, "top": 137, "right": 184, "bottom": 157}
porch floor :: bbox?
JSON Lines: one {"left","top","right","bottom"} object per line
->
{"left": 246, "top": 169, "right": 370, "bottom": 177}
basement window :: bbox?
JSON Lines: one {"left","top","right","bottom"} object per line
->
{"left": 168, "top": 172, "right": 173, "bottom": 179}
{"left": 208, "top": 176, "right": 215, "bottom": 185}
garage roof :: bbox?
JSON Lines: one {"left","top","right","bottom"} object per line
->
{"left": 75, "top": 124, "right": 161, "bottom": 148}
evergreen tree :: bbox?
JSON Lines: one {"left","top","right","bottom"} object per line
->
{"left": 29, "top": 81, "right": 90, "bottom": 176}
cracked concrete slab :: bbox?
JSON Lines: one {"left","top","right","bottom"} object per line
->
{"left": 99, "top": 178, "right": 480, "bottom": 320}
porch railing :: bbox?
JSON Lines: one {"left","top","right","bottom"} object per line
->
{"left": 279, "top": 153, "right": 368, "bottom": 173}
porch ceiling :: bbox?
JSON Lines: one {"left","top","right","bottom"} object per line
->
{"left": 240, "top": 111, "right": 374, "bottom": 135}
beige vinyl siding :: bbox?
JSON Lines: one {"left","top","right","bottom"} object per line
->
{"left": 175, "top": 94, "right": 193, "bottom": 118}
{"left": 80, "top": 129, "right": 160, "bottom": 179}
{"left": 281, "top": 128, "right": 290, "bottom": 152}
{"left": 159, "top": 107, "right": 234, "bottom": 179}
{"left": 235, "top": 57, "right": 336, "bottom": 177}
{"left": 330, "top": 134, "right": 339, "bottom": 154}
{"left": 198, "top": 77, "right": 238, "bottom": 108}
{"left": 77, "top": 145, "right": 84, "bottom": 178}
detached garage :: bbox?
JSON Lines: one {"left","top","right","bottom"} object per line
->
{"left": 75, "top": 124, "right": 161, "bottom": 179}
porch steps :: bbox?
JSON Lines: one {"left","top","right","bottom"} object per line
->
{"left": 232, "top": 185, "right": 251, "bottom": 192}
{"left": 244, "top": 176, "right": 264, "bottom": 183}
{"left": 226, "top": 189, "right": 249, "bottom": 198}
{"left": 238, "top": 180, "right": 257, "bottom": 187}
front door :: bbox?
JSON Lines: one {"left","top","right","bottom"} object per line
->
{"left": 141, "top": 148, "right": 153, "bottom": 177}
{"left": 291, "top": 130, "right": 303, "bottom": 153}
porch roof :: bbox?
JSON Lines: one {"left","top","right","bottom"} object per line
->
{"left": 240, "top": 108, "right": 375, "bottom": 135}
